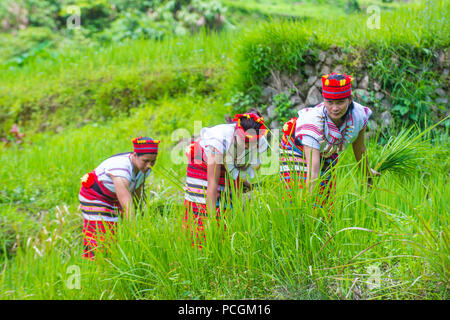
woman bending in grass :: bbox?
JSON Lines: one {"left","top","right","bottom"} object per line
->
{"left": 184, "top": 109, "right": 268, "bottom": 248}
{"left": 78, "top": 137, "right": 160, "bottom": 260}
{"left": 280, "top": 73, "right": 380, "bottom": 209}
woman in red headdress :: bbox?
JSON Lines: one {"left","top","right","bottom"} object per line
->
{"left": 184, "top": 108, "right": 268, "bottom": 248}
{"left": 78, "top": 136, "right": 160, "bottom": 260}
{"left": 280, "top": 73, "right": 380, "bottom": 210}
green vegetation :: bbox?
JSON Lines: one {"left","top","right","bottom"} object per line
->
{"left": 0, "top": 31, "right": 235, "bottom": 134}
{"left": 1, "top": 122, "right": 448, "bottom": 299}
{"left": 0, "top": 0, "right": 448, "bottom": 299}
{"left": 0, "top": 0, "right": 228, "bottom": 61}
{"left": 230, "top": 1, "right": 448, "bottom": 126}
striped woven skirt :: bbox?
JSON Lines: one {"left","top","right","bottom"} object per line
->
{"left": 279, "top": 140, "right": 338, "bottom": 208}
{"left": 78, "top": 171, "right": 121, "bottom": 259}
{"left": 183, "top": 141, "right": 235, "bottom": 248}
{"left": 82, "top": 219, "right": 117, "bottom": 260}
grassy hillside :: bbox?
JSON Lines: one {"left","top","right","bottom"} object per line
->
{"left": 0, "top": 30, "right": 236, "bottom": 135}
{"left": 1, "top": 0, "right": 448, "bottom": 136}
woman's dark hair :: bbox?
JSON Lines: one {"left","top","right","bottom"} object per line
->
{"left": 225, "top": 108, "right": 263, "bottom": 133}
{"left": 328, "top": 74, "right": 346, "bottom": 81}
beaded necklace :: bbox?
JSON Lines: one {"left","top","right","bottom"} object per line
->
{"left": 129, "top": 153, "right": 147, "bottom": 212}
{"left": 322, "top": 104, "right": 352, "bottom": 152}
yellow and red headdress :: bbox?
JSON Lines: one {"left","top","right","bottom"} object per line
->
{"left": 132, "top": 136, "right": 160, "bottom": 154}
{"left": 232, "top": 113, "right": 267, "bottom": 142}
{"left": 282, "top": 118, "right": 297, "bottom": 137}
{"left": 322, "top": 73, "right": 353, "bottom": 100}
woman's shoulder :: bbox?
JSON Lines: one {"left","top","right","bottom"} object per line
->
{"left": 351, "top": 101, "right": 372, "bottom": 131}
{"left": 199, "top": 123, "right": 235, "bottom": 154}
{"left": 96, "top": 153, "right": 133, "bottom": 180}
{"left": 201, "top": 123, "right": 235, "bottom": 139}
{"left": 297, "top": 103, "right": 325, "bottom": 119}
{"left": 296, "top": 103, "right": 326, "bottom": 127}
{"left": 294, "top": 104, "right": 326, "bottom": 141}
{"left": 352, "top": 101, "right": 372, "bottom": 116}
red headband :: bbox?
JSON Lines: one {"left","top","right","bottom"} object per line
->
{"left": 232, "top": 113, "right": 267, "bottom": 142}
{"left": 322, "top": 73, "right": 353, "bottom": 100}
{"left": 132, "top": 137, "right": 160, "bottom": 154}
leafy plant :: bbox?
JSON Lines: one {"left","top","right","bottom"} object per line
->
{"left": 371, "top": 117, "right": 448, "bottom": 176}
{"left": 225, "top": 91, "right": 258, "bottom": 114}
{"left": 372, "top": 127, "right": 425, "bottom": 176}
{"left": 272, "top": 92, "right": 296, "bottom": 124}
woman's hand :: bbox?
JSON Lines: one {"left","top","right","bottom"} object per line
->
{"left": 367, "top": 168, "right": 381, "bottom": 188}
{"left": 242, "top": 179, "right": 252, "bottom": 193}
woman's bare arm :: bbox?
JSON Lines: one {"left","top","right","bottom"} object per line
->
{"left": 206, "top": 161, "right": 222, "bottom": 215}
{"left": 111, "top": 176, "right": 133, "bottom": 219}
{"left": 303, "top": 145, "right": 321, "bottom": 194}
{"left": 352, "top": 128, "right": 380, "bottom": 186}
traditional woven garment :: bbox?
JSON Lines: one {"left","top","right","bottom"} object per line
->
{"left": 79, "top": 137, "right": 160, "bottom": 259}
{"left": 79, "top": 167, "right": 121, "bottom": 260}
{"left": 280, "top": 124, "right": 338, "bottom": 208}
{"left": 183, "top": 120, "right": 268, "bottom": 248}
{"left": 280, "top": 101, "right": 372, "bottom": 207}
{"left": 184, "top": 139, "right": 230, "bottom": 216}
{"left": 184, "top": 123, "right": 268, "bottom": 214}
{"left": 79, "top": 153, "right": 150, "bottom": 222}
{"left": 82, "top": 219, "right": 117, "bottom": 260}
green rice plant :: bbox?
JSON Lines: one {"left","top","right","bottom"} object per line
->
{"left": 372, "top": 127, "right": 425, "bottom": 175}
{"left": 372, "top": 117, "right": 449, "bottom": 176}
{"left": 1, "top": 142, "right": 448, "bottom": 299}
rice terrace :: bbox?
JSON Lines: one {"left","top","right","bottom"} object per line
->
{"left": 0, "top": 0, "right": 448, "bottom": 303}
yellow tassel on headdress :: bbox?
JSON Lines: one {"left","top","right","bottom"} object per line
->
{"left": 325, "top": 79, "right": 330, "bottom": 86}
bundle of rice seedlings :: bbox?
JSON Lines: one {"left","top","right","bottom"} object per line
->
{"left": 372, "top": 115, "right": 449, "bottom": 176}
{"left": 372, "top": 127, "right": 425, "bottom": 176}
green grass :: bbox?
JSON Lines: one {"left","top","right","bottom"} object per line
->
{"left": 231, "top": 0, "right": 449, "bottom": 89}
{"left": 224, "top": 0, "right": 420, "bottom": 23}
{"left": 0, "top": 29, "right": 236, "bottom": 134}
{"left": 1, "top": 1, "right": 448, "bottom": 135}
{"left": 0, "top": 107, "right": 448, "bottom": 299}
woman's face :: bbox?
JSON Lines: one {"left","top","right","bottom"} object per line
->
{"left": 324, "top": 97, "right": 352, "bottom": 122}
{"left": 134, "top": 153, "right": 157, "bottom": 173}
